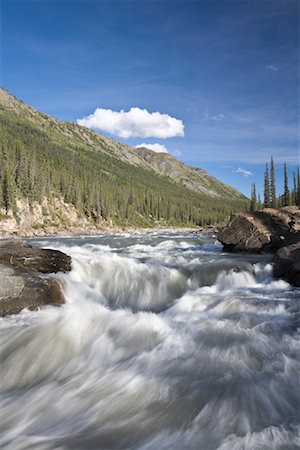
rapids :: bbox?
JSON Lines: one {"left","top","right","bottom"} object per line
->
{"left": 0, "top": 230, "right": 299, "bottom": 450}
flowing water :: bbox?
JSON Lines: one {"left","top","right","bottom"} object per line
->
{"left": 0, "top": 230, "right": 299, "bottom": 450}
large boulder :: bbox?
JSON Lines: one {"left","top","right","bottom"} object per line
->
{"left": 0, "top": 263, "right": 65, "bottom": 316}
{"left": 0, "top": 240, "right": 71, "bottom": 316}
{"left": 272, "top": 242, "right": 300, "bottom": 287}
{"left": 218, "top": 207, "right": 300, "bottom": 253}
{"left": 0, "top": 240, "right": 71, "bottom": 273}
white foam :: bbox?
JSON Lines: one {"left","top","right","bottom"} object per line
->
{"left": 1, "top": 231, "right": 298, "bottom": 450}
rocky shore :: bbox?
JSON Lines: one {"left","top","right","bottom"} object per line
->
{"left": 0, "top": 240, "right": 71, "bottom": 316}
{"left": 218, "top": 206, "right": 300, "bottom": 286}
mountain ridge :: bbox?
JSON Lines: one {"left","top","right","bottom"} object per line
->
{"left": 0, "top": 87, "right": 248, "bottom": 231}
{"left": 134, "top": 146, "right": 242, "bottom": 198}
{"left": 0, "top": 88, "right": 243, "bottom": 199}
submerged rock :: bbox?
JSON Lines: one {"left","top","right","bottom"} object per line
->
{"left": 273, "top": 242, "right": 300, "bottom": 287}
{"left": 218, "top": 207, "right": 300, "bottom": 253}
{"left": 0, "top": 240, "right": 71, "bottom": 316}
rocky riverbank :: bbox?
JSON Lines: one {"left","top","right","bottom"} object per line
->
{"left": 218, "top": 206, "right": 300, "bottom": 286}
{"left": 0, "top": 240, "right": 71, "bottom": 316}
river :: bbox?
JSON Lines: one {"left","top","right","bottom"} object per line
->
{"left": 0, "top": 230, "right": 299, "bottom": 450}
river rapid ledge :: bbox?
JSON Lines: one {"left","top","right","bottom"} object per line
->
{"left": 0, "top": 230, "right": 299, "bottom": 450}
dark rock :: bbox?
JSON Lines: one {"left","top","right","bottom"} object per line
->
{"left": 0, "top": 241, "right": 71, "bottom": 273}
{"left": 0, "top": 263, "right": 65, "bottom": 316}
{"left": 0, "top": 239, "right": 30, "bottom": 249}
{"left": 0, "top": 240, "right": 71, "bottom": 316}
{"left": 273, "top": 242, "right": 300, "bottom": 287}
{"left": 218, "top": 207, "right": 300, "bottom": 253}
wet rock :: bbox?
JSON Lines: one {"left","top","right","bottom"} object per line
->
{"left": 0, "top": 263, "right": 65, "bottom": 316}
{"left": 0, "top": 240, "right": 71, "bottom": 273}
{"left": 273, "top": 242, "right": 300, "bottom": 287}
{"left": 218, "top": 207, "right": 300, "bottom": 253}
{"left": 0, "top": 240, "right": 71, "bottom": 316}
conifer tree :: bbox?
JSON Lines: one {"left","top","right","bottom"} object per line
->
{"left": 3, "top": 168, "right": 16, "bottom": 215}
{"left": 270, "top": 156, "right": 276, "bottom": 208}
{"left": 297, "top": 167, "right": 300, "bottom": 207}
{"left": 250, "top": 183, "right": 257, "bottom": 211}
{"left": 283, "top": 163, "right": 290, "bottom": 206}
{"left": 257, "top": 193, "right": 262, "bottom": 210}
{"left": 292, "top": 172, "right": 297, "bottom": 205}
{"left": 264, "top": 163, "right": 270, "bottom": 208}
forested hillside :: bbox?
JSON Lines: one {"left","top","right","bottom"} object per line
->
{"left": 0, "top": 88, "right": 248, "bottom": 228}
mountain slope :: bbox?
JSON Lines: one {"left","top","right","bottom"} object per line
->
{"left": 135, "top": 147, "right": 242, "bottom": 198}
{"left": 0, "top": 88, "right": 248, "bottom": 229}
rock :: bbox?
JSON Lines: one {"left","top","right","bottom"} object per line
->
{"left": 0, "top": 239, "right": 30, "bottom": 249}
{"left": 0, "top": 240, "right": 71, "bottom": 316}
{"left": 0, "top": 263, "right": 65, "bottom": 316}
{"left": 218, "top": 207, "right": 300, "bottom": 253}
{"left": 0, "top": 240, "right": 71, "bottom": 273}
{"left": 272, "top": 242, "right": 300, "bottom": 287}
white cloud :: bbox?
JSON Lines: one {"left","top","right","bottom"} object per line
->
{"left": 266, "top": 65, "right": 278, "bottom": 71}
{"left": 172, "top": 149, "right": 182, "bottom": 157}
{"left": 235, "top": 167, "right": 253, "bottom": 177}
{"left": 135, "top": 143, "right": 169, "bottom": 153}
{"left": 203, "top": 110, "right": 225, "bottom": 121}
{"left": 77, "top": 107, "right": 184, "bottom": 139}
{"left": 211, "top": 113, "right": 225, "bottom": 121}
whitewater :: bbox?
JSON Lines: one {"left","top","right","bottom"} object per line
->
{"left": 0, "top": 230, "right": 299, "bottom": 450}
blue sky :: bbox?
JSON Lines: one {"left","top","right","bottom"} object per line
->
{"left": 1, "top": 0, "right": 299, "bottom": 197}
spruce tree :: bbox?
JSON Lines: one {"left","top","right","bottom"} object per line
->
{"left": 3, "top": 168, "right": 16, "bottom": 215}
{"left": 270, "top": 156, "right": 276, "bottom": 208}
{"left": 250, "top": 183, "right": 257, "bottom": 211}
{"left": 283, "top": 163, "right": 290, "bottom": 206}
{"left": 257, "top": 193, "right": 262, "bottom": 210}
{"left": 297, "top": 167, "right": 300, "bottom": 207}
{"left": 292, "top": 172, "right": 297, "bottom": 205}
{"left": 264, "top": 163, "right": 270, "bottom": 208}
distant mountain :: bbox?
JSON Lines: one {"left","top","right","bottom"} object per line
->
{"left": 0, "top": 88, "right": 247, "bottom": 231}
{"left": 135, "top": 147, "right": 242, "bottom": 199}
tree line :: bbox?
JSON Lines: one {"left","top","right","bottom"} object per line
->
{"left": 250, "top": 157, "right": 300, "bottom": 211}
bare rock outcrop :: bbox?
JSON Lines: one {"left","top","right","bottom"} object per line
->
{"left": 218, "top": 207, "right": 300, "bottom": 287}
{"left": 0, "top": 240, "right": 71, "bottom": 273}
{"left": 272, "top": 242, "right": 300, "bottom": 287}
{"left": 0, "top": 240, "right": 71, "bottom": 316}
{"left": 218, "top": 207, "right": 300, "bottom": 253}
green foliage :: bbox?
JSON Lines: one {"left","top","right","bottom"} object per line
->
{"left": 270, "top": 156, "right": 276, "bottom": 208}
{"left": 297, "top": 168, "right": 300, "bottom": 207}
{"left": 250, "top": 183, "right": 257, "bottom": 211}
{"left": 283, "top": 162, "right": 290, "bottom": 207}
{"left": 0, "top": 146, "right": 17, "bottom": 215}
{"left": 264, "top": 163, "right": 270, "bottom": 208}
{"left": 253, "top": 158, "right": 299, "bottom": 211}
{"left": 0, "top": 107, "right": 248, "bottom": 227}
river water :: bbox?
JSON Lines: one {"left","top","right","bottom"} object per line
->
{"left": 0, "top": 230, "right": 299, "bottom": 450}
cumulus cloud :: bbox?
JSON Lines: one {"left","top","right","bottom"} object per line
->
{"left": 135, "top": 143, "right": 169, "bottom": 153}
{"left": 77, "top": 107, "right": 184, "bottom": 139}
{"left": 235, "top": 167, "right": 253, "bottom": 177}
